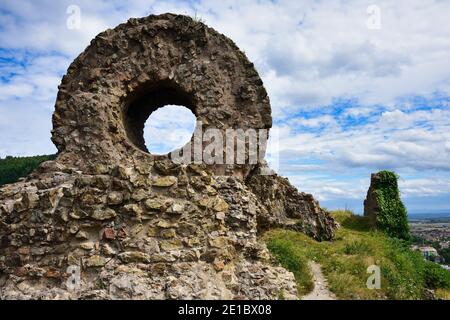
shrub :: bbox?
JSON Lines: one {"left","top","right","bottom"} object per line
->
{"left": 423, "top": 261, "right": 450, "bottom": 289}
{"left": 343, "top": 240, "right": 371, "bottom": 255}
{"left": 381, "top": 238, "right": 425, "bottom": 299}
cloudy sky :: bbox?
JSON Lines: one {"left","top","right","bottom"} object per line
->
{"left": 1, "top": 0, "right": 449, "bottom": 214}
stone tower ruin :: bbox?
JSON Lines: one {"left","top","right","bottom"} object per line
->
{"left": 0, "top": 13, "right": 336, "bottom": 299}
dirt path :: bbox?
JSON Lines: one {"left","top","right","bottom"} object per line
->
{"left": 301, "top": 261, "right": 337, "bottom": 300}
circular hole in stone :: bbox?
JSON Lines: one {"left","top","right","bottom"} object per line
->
{"left": 143, "top": 105, "right": 196, "bottom": 155}
{"left": 123, "top": 81, "right": 197, "bottom": 155}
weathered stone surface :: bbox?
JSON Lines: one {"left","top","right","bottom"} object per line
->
{"left": 102, "top": 228, "right": 116, "bottom": 240}
{"left": 91, "top": 208, "right": 117, "bottom": 221}
{"left": 198, "top": 196, "right": 229, "bottom": 212}
{"left": 144, "top": 199, "right": 164, "bottom": 211}
{"left": 151, "top": 176, "right": 177, "bottom": 187}
{"left": 364, "top": 173, "right": 381, "bottom": 225}
{"left": 118, "top": 252, "right": 151, "bottom": 263}
{"left": 0, "top": 13, "right": 336, "bottom": 300}
{"left": 107, "top": 191, "right": 124, "bottom": 205}
{"left": 167, "top": 202, "right": 184, "bottom": 215}
{"left": 246, "top": 167, "right": 337, "bottom": 241}
{"left": 80, "top": 242, "right": 95, "bottom": 250}
{"left": 85, "top": 255, "right": 107, "bottom": 268}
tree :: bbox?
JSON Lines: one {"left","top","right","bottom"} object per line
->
{"left": 0, "top": 154, "right": 56, "bottom": 186}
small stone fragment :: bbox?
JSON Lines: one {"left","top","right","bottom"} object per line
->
{"left": 151, "top": 176, "right": 177, "bottom": 187}
{"left": 160, "top": 228, "right": 176, "bottom": 239}
{"left": 80, "top": 242, "right": 95, "bottom": 250}
{"left": 85, "top": 255, "right": 106, "bottom": 267}
{"left": 107, "top": 191, "right": 123, "bottom": 205}
{"left": 102, "top": 227, "right": 116, "bottom": 240}
{"left": 124, "top": 204, "right": 143, "bottom": 217}
{"left": 102, "top": 243, "right": 117, "bottom": 256}
{"left": 209, "top": 237, "right": 228, "bottom": 248}
{"left": 118, "top": 251, "right": 151, "bottom": 263}
{"left": 168, "top": 202, "right": 184, "bottom": 215}
{"left": 144, "top": 198, "right": 164, "bottom": 211}
{"left": 44, "top": 268, "right": 61, "bottom": 278}
{"left": 160, "top": 239, "right": 183, "bottom": 251}
{"left": 157, "top": 220, "right": 178, "bottom": 229}
{"left": 213, "top": 197, "right": 229, "bottom": 212}
{"left": 75, "top": 231, "right": 89, "bottom": 240}
{"left": 91, "top": 208, "right": 117, "bottom": 220}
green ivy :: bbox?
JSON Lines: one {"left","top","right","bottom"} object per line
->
{"left": 373, "top": 170, "right": 410, "bottom": 241}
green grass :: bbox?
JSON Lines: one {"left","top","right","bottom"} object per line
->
{"left": 0, "top": 154, "right": 56, "bottom": 187}
{"left": 266, "top": 235, "right": 313, "bottom": 295}
{"left": 264, "top": 210, "right": 450, "bottom": 300}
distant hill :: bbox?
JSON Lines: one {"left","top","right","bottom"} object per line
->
{"left": 409, "top": 212, "right": 450, "bottom": 222}
{"left": 0, "top": 154, "right": 56, "bottom": 187}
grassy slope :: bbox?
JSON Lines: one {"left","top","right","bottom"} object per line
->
{"left": 265, "top": 210, "right": 450, "bottom": 300}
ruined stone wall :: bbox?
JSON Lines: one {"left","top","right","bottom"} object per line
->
{"left": 364, "top": 173, "right": 380, "bottom": 226}
{"left": 0, "top": 13, "right": 336, "bottom": 299}
{"left": 51, "top": 13, "right": 271, "bottom": 177}
{"left": 364, "top": 171, "right": 409, "bottom": 240}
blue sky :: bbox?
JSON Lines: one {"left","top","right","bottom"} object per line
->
{"left": 1, "top": 0, "right": 450, "bottom": 214}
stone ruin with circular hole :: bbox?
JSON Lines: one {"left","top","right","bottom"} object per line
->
{"left": 0, "top": 13, "right": 337, "bottom": 299}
